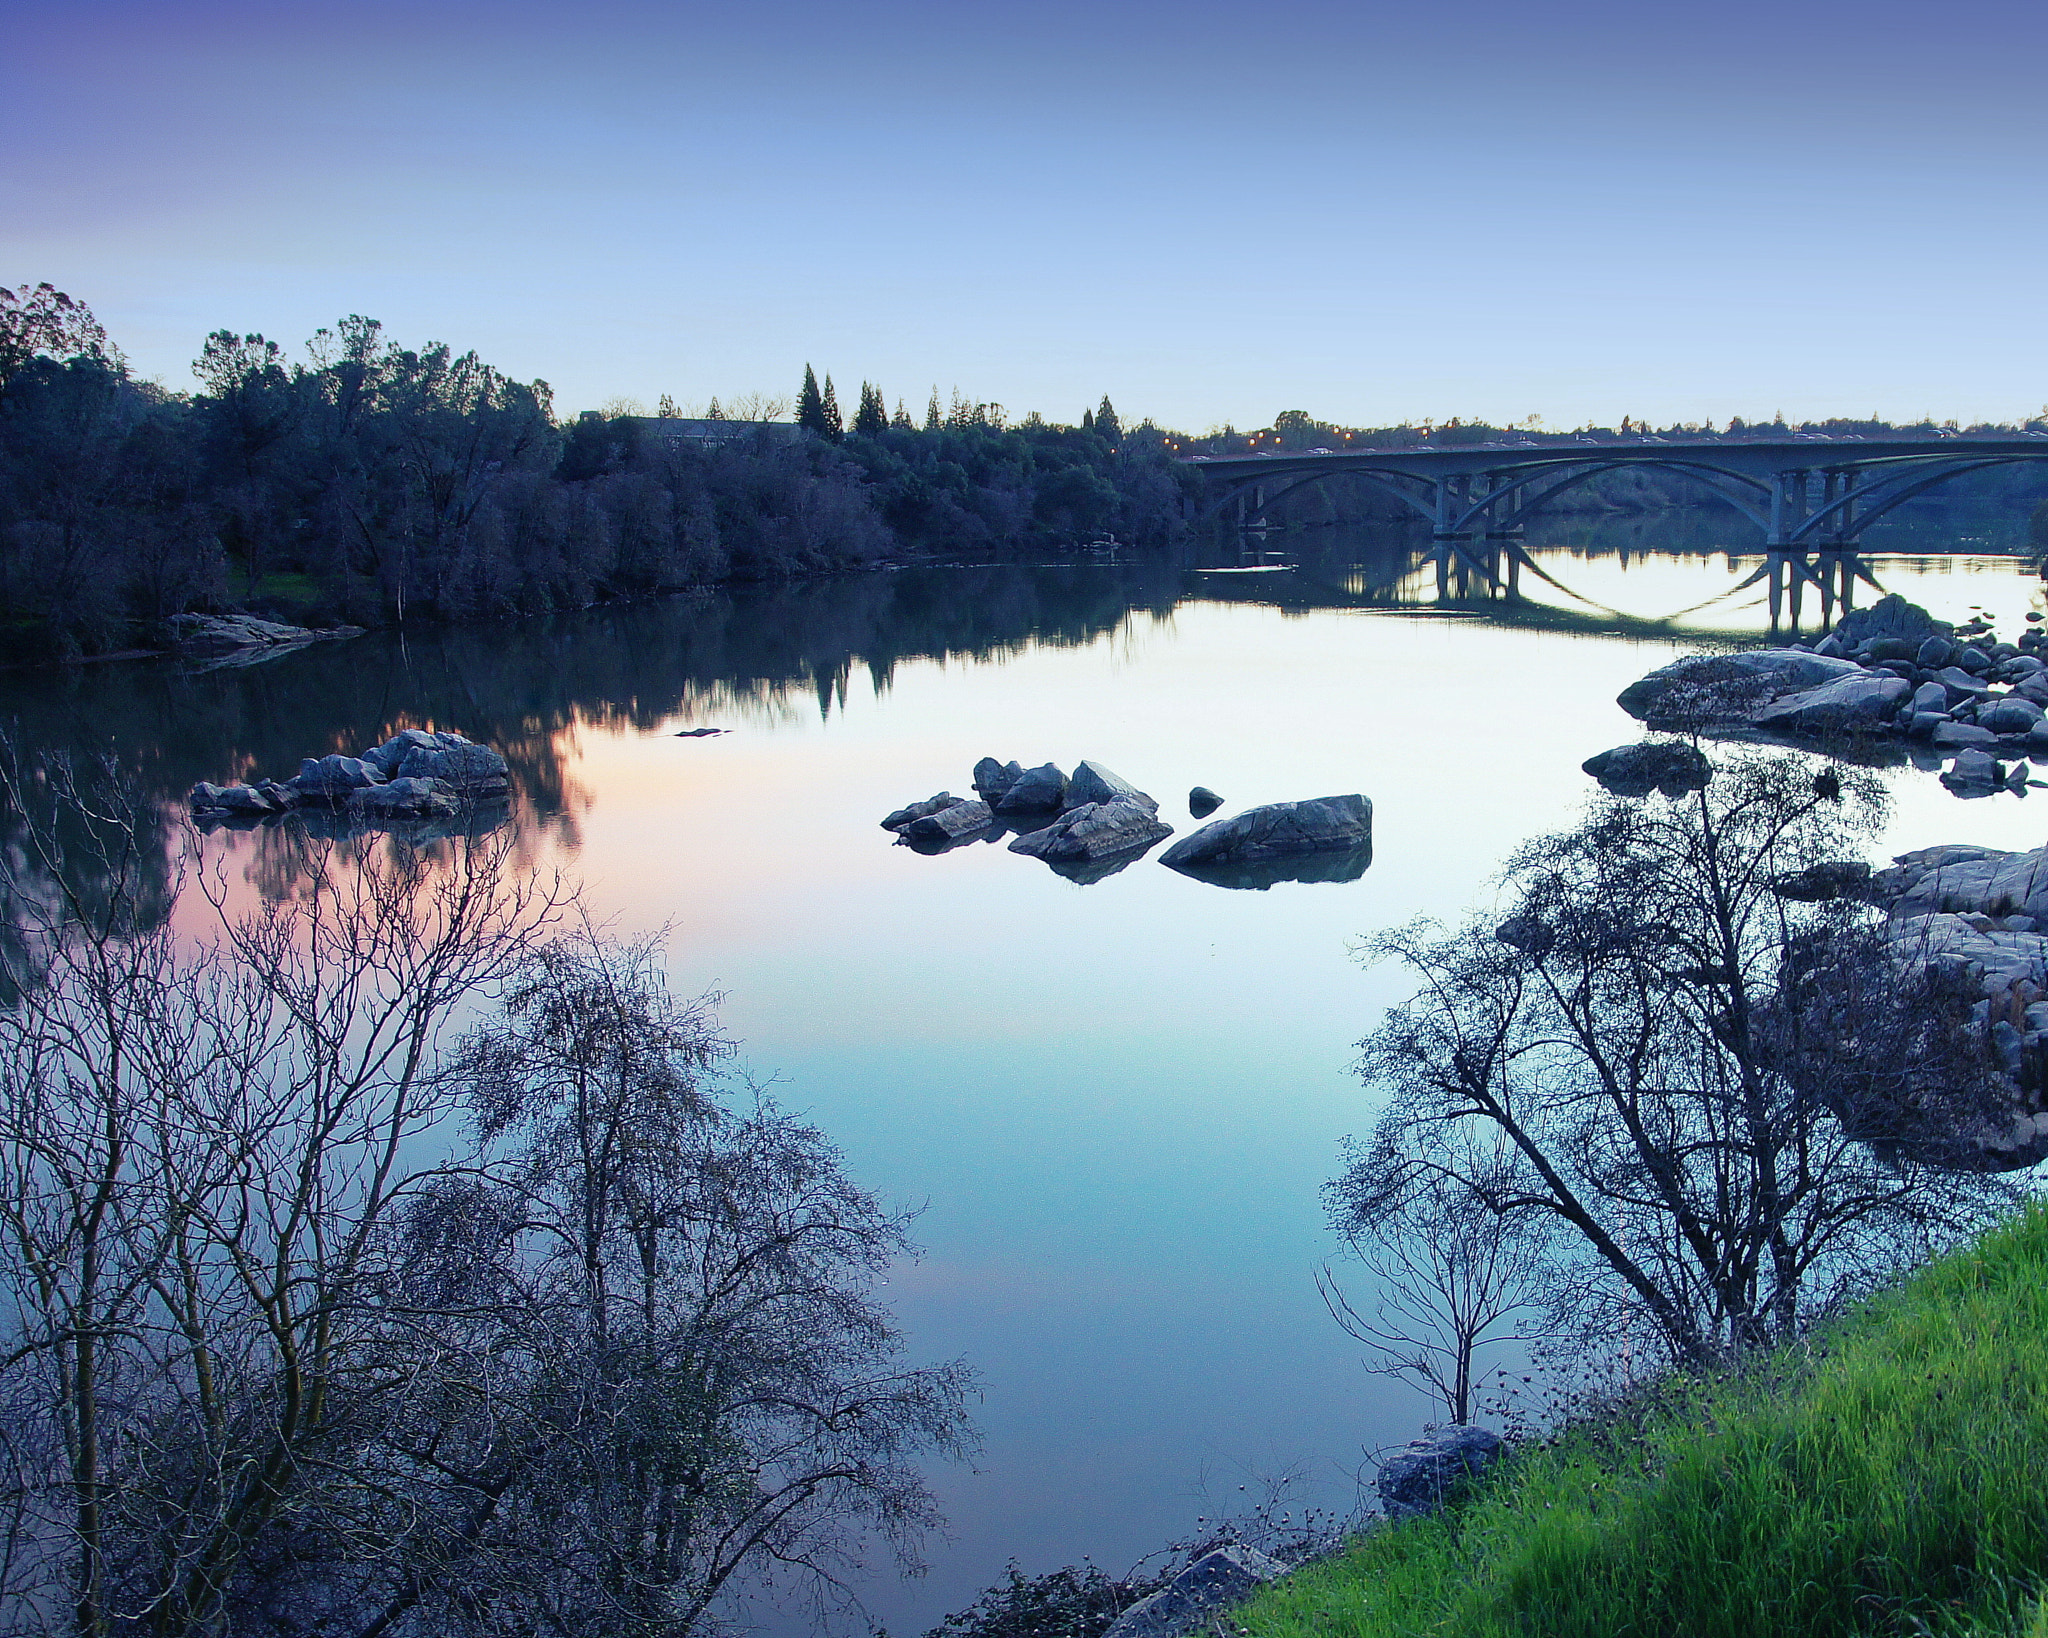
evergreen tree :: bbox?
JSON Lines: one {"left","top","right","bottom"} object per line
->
{"left": 797, "top": 365, "right": 829, "bottom": 437}
{"left": 657, "top": 394, "right": 680, "bottom": 418}
{"left": 705, "top": 396, "right": 725, "bottom": 420}
{"left": 853, "top": 380, "right": 887, "bottom": 438}
{"left": 891, "top": 398, "right": 913, "bottom": 431}
{"left": 1095, "top": 396, "right": 1122, "bottom": 444}
{"left": 1082, "top": 408, "right": 1094, "bottom": 431}
{"left": 925, "top": 387, "right": 942, "bottom": 433}
{"left": 820, "top": 374, "right": 844, "bottom": 441}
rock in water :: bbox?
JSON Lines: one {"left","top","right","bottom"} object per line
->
{"left": 1100, "top": 1545, "right": 1290, "bottom": 1638}
{"left": 1830, "top": 593, "right": 1951, "bottom": 651}
{"left": 1616, "top": 651, "right": 1862, "bottom": 726}
{"left": 993, "top": 762, "right": 1068, "bottom": 813}
{"left": 972, "top": 758, "right": 1024, "bottom": 803}
{"left": 393, "top": 739, "right": 511, "bottom": 796}
{"left": 347, "top": 777, "right": 460, "bottom": 820}
{"left": 1188, "top": 785, "right": 1224, "bottom": 818}
{"left": 1581, "top": 741, "right": 1712, "bottom": 798}
{"left": 1008, "top": 796, "right": 1172, "bottom": 865}
{"left": 1158, "top": 794, "right": 1370, "bottom": 869}
{"left": 1751, "top": 672, "right": 1911, "bottom": 736}
{"left": 1064, "top": 760, "right": 1156, "bottom": 810}
{"left": 900, "top": 798, "right": 993, "bottom": 844}
{"left": 1377, "top": 1426, "right": 1506, "bottom": 1522}
{"left": 881, "top": 792, "right": 965, "bottom": 832}
{"left": 287, "top": 754, "right": 387, "bottom": 801}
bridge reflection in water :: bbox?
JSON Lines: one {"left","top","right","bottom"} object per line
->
{"left": 1198, "top": 526, "right": 2042, "bottom": 640}
{"left": 1192, "top": 434, "right": 2048, "bottom": 632}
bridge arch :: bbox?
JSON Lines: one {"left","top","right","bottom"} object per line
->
{"left": 1198, "top": 467, "right": 1437, "bottom": 527}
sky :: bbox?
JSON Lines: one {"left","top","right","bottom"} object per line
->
{"left": 7, "top": 0, "right": 2047, "bottom": 431}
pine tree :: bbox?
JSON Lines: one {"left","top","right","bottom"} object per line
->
{"left": 797, "top": 366, "right": 829, "bottom": 437}
{"left": 892, "top": 399, "right": 913, "bottom": 431}
{"left": 820, "top": 375, "right": 844, "bottom": 441}
{"left": 853, "top": 380, "right": 887, "bottom": 438}
{"left": 925, "top": 388, "right": 941, "bottom": 433}
{"left": 705, "top": 396, "right": 725, "bottom": 420}
{"left": 1095, "top": 396, "right": 1122, "bottom": 444}
{"left": 657, "top": 393, "right": 680, "bottom": 418}
{"left": 1082, "top": 408, "right": 1094, "bottom": 431}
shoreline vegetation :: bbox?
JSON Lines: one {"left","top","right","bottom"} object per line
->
{"left": 9, "top": 282, "right": 2048, "bottom": 665}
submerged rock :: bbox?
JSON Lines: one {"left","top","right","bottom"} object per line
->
{"left": 1158, "top": 794, "right": 1371, "bottom": 870}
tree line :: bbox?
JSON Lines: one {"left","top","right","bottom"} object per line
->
{"left": 0, "top": 286, "right": 1200, "bottom": 659}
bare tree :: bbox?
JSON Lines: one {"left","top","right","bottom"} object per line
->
{"left": 0, "top": 753, "right": 973, "bottom": 1638}
{"left": 1336, "top": 749, "right": 2021, "bottom": 1372}
{"left": 0, "top": 744, "right": 563, "bottom": 1638}
{"left": 329, "top": 929, "right": 979, "bottom": 1638}
{"left": 1317, "top": 1154, "right": 1546, "bottom": 1425}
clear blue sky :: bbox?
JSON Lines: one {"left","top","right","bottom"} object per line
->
{"left": 9, "top": 0, "right": 2045, "bottom": 430}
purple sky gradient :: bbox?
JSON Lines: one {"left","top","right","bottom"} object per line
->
{"left": 8, "top": 0, "right": 2046, "bottom": 428}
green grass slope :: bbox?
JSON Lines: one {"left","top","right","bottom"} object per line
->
{"left": 1245, "top": 1205, "right": 2048, "bottom": 1638}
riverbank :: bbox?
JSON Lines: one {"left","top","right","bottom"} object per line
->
{"left": 1240, "top": 1203, "right": 2048, "bottom": 1638}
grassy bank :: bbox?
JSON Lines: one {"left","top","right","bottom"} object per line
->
{"left": 1244, "top": 1204, "right": 2048, "bottom": 1638}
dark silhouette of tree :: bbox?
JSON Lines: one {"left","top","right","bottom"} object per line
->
{"left": 820, "top": 373, "right": 844, "bottom": 442}
{"left": 1334, "top": 751, "right": 2019, "bottom": 1370}
{"left": 796, "top": 364, "right": 829, "bottom": 437}
{"left": 853, "top": 380, "right": 888, "bottom": 438}
{"left": 1095, "top": 396, "right": 1122, "bottom": 444}
{"left": 925, "top": 387, "right": 941, "bottom": 432}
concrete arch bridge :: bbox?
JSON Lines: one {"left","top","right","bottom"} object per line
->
{"left": 1191, "top": 436, "right": 2048, "bottom": 620}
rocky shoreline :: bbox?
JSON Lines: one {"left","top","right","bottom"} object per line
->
{"left": 1617, "top": 594, "right": 2048, "bottom": 797}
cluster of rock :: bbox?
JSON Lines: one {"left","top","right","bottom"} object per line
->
{"left": 1092, "top": 1425, "right": 1510, "bottom": 1638}
{"left": 187, "top": 729, "right": 512, "bottom": 836}
{"left": 881, "top": 760, "right": 1372, "bottom": 889}
{"left": 1617, "top": 595, "right": 2046, "bottom": 797}
{"left": 164, "top": 612, "right": 364, "bottom": 668}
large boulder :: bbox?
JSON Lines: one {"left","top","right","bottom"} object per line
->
{"left": 1582, "top": 740, "right": 1712, "bottom": 798}
{"left": 393, "top": 738, "right": 510, "bottom": 795}
{"left": 1159, "top": 794, "right": 1370, "bottom": 869}
{"left": 1065, "top": 760, "right": 1156, "bottom": 811}
{"left": 1100, "top": 1545, "right": 1290, "bottom": 1638}
{"left": 1377, "top": 1426, "right": 1506, "bottom": 1522}
{"left": 362, "top": 728, "right": 476, "bottom": 778}
{"left": 1008, "top": 796, "right": 1172, "bottom": 865}
{"left": 1617, "top": 650, "right": 1862, "bottom": 727}
{"left": 993, "top": 762, "right": 1069, "bottom": 814}
{"left": 1751, "top": 672, "right": 1910, "bottom": 736}
{"left": 288, "top": 754, "right": 387, "bottom": 801}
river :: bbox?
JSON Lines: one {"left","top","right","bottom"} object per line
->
{"left": 5, "top": 520, "right": 2046, "bottom": 1634}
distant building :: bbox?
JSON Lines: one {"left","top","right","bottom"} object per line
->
{"left": 632, "top": 417, "right": 800, "bottom": 449}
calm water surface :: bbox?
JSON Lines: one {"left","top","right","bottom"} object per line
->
{"left": 8, "top": 528, "right": 2048, "bottom": 1634}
